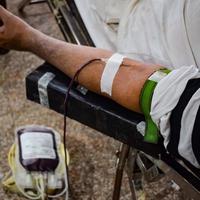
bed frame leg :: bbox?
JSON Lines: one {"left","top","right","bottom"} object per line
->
{"left": 112, "top": 143, "right": 130, "bottom": 200}
{"left": 126, "top": 149, "right": 140, "bottom": 200}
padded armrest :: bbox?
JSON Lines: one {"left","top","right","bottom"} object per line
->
{"left": 26, "top": 63, "right": 200, "bottom": 193}
{"left": 26, "top": 62, "right": 164, "bottom": 158}
{"left": 26, "top": 1, "right": 200, "bottom": 194}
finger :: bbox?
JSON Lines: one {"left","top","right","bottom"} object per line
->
{"left": 0, "top": 6, "right": 11, "bottom": 21}
{"left": 0, "top": 25, "right": 5, "bottom": 33}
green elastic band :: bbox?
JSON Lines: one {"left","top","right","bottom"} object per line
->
{"left": 140, "top": 68, "right": 171, "bottom": 144}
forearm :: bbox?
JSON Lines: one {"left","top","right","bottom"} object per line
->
{"left": 26, "top": 29, "right": 161, "bottom": 112}
{"left": 0, "top": 5, "right": 161, "bottom": 112}
{"left": 27, "top": 29, "right": 112, "bottom": 79}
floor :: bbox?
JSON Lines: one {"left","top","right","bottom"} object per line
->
{"left": 0, "top": 0, "right": 187, "bottom": 199}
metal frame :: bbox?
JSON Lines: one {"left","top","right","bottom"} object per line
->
{"left": 113, "top": 144, "right": 130, "bottom": 200}
{"left": 114, "top": 143, "right": 200, "bottom": 200}
{"left": 18, "top": 0, "right": 46, "bottom": 12}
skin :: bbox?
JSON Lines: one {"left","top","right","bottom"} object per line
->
{"left": 0, "top": 6, "right": 161, "bottom": 113}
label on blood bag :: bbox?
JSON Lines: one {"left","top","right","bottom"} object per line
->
{"left": 20, "top": 132, "right": 56, "bottom": 160}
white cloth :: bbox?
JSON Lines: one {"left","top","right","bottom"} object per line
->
{"left": 150, "top": 66, "right": 200, "bottom": 167}
{"left": 151, "top": 66, "right": 200, "bottom": 147}
{"left": 117, "top": 0, "right": 200, "bottom": 69}
{"left": 74, "top": 0, "right": 131, "bottom": 50}
{"left": 75, "top": 0, "right": 200, "bottom": 68}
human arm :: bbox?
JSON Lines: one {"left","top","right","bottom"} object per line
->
{"left": 0, "top": 6, "right": 161, "bottom": 112}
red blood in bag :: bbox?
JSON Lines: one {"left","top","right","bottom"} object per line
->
{"left": 17, "top": 126, "right": 59, "bottom": 172}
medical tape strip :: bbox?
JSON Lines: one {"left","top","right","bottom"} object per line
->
{"left": 38, "top": 72, "right": 56, "bottom": 107}
{"left": 148, "top": 70, "right": 168, "bottom": 82}
{"left": 100, "top": 53, "right": 125, "bottom": 96}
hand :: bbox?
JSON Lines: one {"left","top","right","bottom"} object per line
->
{"left": 0, "top": 6, "right": 34, "bottom": 51}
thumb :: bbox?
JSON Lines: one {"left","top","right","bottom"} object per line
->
{"left": 0, "top": 6, "right": 11, "bottom": 22}
{"left": 0, "top": 25, "right": 5, "bottom": 33}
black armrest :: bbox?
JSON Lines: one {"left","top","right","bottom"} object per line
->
{"left": 25, "top": 1, "right": 200, "bottom": 194}
{"left": 26, "top": 62, "right": 164, "bottom": 158}
{"left": 26, "top": 62, "right": 200, "bottom": 192}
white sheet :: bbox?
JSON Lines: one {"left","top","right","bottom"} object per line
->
{"left": 74, "top": 0, "right": 131, "bottom": 51}
{"left": 75, "top": 0, "right": 200, "bottom": 69}
{"left": 117, "top": 0, "right": 200, "bottom": 69}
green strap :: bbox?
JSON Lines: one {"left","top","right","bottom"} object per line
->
{"left": 140, "top": 68, "right": 171, "bottom": 144}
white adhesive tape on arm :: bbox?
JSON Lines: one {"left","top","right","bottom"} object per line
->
{"left": 100, "top": 53, "right": 125, "bottom": 96}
